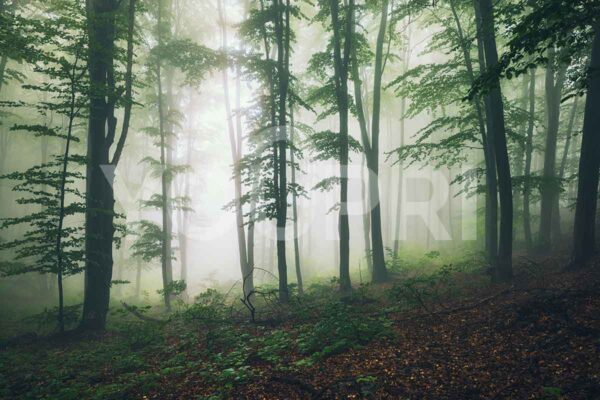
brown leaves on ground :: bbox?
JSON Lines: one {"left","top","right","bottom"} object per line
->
{"left": 160, "top": 257, "right": 600, "bottom": 399}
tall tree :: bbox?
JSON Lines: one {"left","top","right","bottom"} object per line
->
{"left": 449, "top": 0, "right": 498, "bottom": 266}
{"left": 81, "top": 0, "right": 136, "bottom": 330}
{"left": 571, "top": 28, "right": 600, "bottom": 268}
{"left": 522, "top": 68, "right": 536, "bottom": 251}
{"left": 392, "top": 20, "right": 411, "bottom": 260}
{"left": 539, "top": 47, "right": 566, "bottom": 251}
{"left": 289, "top": 102, "right": 303, "bottom": 294}
{"left": 328, "top": 0, "right": 354, "bottom": 293}
{"left": 274, "top": 0, "right": 291, "bottom": 302}
{"left": 477, "top": 0, "right": 513, "bottom": 281}
{"left": 217, "top": 0, "right": 253, "bottom": 298}
{"left": 155, "top": 0, "right": 174, "bottom": 310}
{"left": 351, "top": 0, "right": 390, "bottom": 283}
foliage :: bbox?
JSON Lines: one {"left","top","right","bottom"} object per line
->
{"left": 386, "top": 264, "right": 463, "bottom": 310}
{"left": 129, "top": 220, "right": 171, "bottom": 263}
{"left": 0, "top": 157, "right": 86, "bottom": 279}
{"left": 296, "top": 302, "right": 393, "bottom": 360}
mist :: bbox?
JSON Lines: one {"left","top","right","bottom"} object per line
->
{"left": 1, "top": 0, "right": 598, "bottom": 398}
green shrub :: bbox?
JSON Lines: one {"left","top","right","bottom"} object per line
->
{"left": 296, "top": 303, "right": 392, "bottom": 360}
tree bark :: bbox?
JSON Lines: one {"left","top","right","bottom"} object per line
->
{"left": 218, "top": 0, "right": 253, "bottom": 298}
{"left": 559, "top": 97, "right": 579, "bottom": 180}
{"left": 289, "top": 105, "right": 303, "bottom": 294}
{"left": 452, "top": 0, "right": 498, "bottom": 262}
{"left": 81, "top": 0, "right": 136, "bottom": 329}
{"left": 329, "top": 0, "right": 353, "bottom": 293}
{"left": 478, "top": 0, "right": 513, "bottom": 281}
{"left": 392, "top": 102, "right": 405, "bottom": 258}
{"left": 473, "top": 0, "right": 499, "bottom": 266}
{"left": 81, "top": 0, "right": 118, "bottom": 330}
{"left": 274, "top": 0, "right": 290, "bottom": 302}
{"left": 539, "top": 47, "right": 566, "bottom": 251}
{"left": 361, "top": 155, "right": 373, "bottom": 272}
{"left": 523, "top": 68, "right": 536, "bottom": 252}
{"left": 156, "top": 0, "right": 173, "bottom": 310}
{"left": 570, "top": 28, "right": 600, "bottom": 268}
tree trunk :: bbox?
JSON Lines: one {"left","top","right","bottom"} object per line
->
{"left": 81, "top": 0, "right": 118, "bottom": 330}
{"left": 177, "top": 126, "right": 192, "bottom": 289}
{"left": 290, "top": 106, "right": 303, "bottom": 294}
{"left": 559, "top": 97, "right": 579, "bottom": 180}
{"left": 274, "top": 0, "right": 291, "bottom": 302}
{"left": 361, "top": 155, "right": 373, "bottom": 272}
{"left": 478, "top": 0, "right": 513, "bottom": 281}
{"left": 539, "top": 47, "right": 566, "bottom": 251}
{"left": 156, "top": 0, "right": 173, "bottom": 311}
{"left": 570, "top": 28, "right": 600, "bottom": 268}
{"left": 55, "top": 65, "right": 79, "bottom": 332}
{"left": 392, "top": 101, "right": 405, "bottom": 258}
{"left": 523, "top": 68, "right": 536, "bottom": 252}
{"left": 513, "top": 74, "right": 529, "bottom": 242}
{"left": 218, "top": 0, "right": 253, "bottom": 297}
{"left": 452, "top": 0, "right": 498, "bottom": 263}
{"left": 368, "top": 0, "right": 389, "bottom": 283}
{"left": 473, "top": 0, "right": 499, "bottom": 266}
{"left": 329, "top": 0, "right": 353, "bottom": 293}
{"left": 81, "top": 0, "right": 135, "bottom": 330}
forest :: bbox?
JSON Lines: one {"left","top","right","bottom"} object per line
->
{"left": 1, "top": 0, "right": 599, "bottom": 398}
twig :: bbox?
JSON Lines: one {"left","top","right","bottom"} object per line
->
{"left": 121, "top": 302, "right": 165, "bottom": 323}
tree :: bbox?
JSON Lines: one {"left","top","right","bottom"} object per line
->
{"left": 237, "top": 0, "right": 303, "bottom": 302}
{"left": 469, "top": 0, "right": 600, "bottom": 268}
{"left": 572, "top": 28, "right": 600, "bottom": 268}
{"left": 522, "top": 68, "right": 536, "bottom": 251}
{"left": 274, "top": 0, "right": 291, "bottom": 302}
{"left": 476, "top": 0, "right": 513, "bottom": 281}
{"left": 217, "top": 0, "right": 253, "bottom": 298}
{"left": 538, "top": 46, "right": 566, "bottom": 251}
{"left": 328, "top": 0, "right": 355, "bottom": 293}
{"left": 81, "top": 0, "right": 136, "bottom": 330}
{"left": 448, "top": 0, "right": 497, "bottom": 266}
{"left": 351, "top": 0, "right": 392, "bottom": 283}
{"left": 289, "top": 101, "right": 303, "bottom": 294}
{"left": 0, "top": 0, "right": 89, "bottom": 332}
{"left": 155, "top": 0, "right": 174, "bottom": 310}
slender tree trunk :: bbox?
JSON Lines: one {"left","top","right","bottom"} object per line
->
{"left": 179, "top": 131, "right": 192, "bottom": 287}
{"left": 367, "top": 0, "right": 389, "bottom": 283}
{"left": 513, "top": 74, "right": 529, "bottom": 242}
{"left": 478, "top": 0, "right": 513, "bottom": 281}
{"left": 523, "top": 68, "right": 536, "bottom": 252}
{"left": 473, "top": 0, "right": 499, "bottom": 265}
{"left": 385, "top": 118, "right": 393, "bottom": 246}
{"left": 274, "top": 0, "right": 290, "bottom": 302}
{"left": 0, "top": 56, "right": 6, "bottom": 95}
{"left": 570, "top": 28, "right": 600, "bottom": 268}
{"left": 0, "top": 1, "right": 9, "bottom": 95}
{"left": 329, "top": 0, "right": 353, "bottom": 293}
{"left": 156, "top": 0, "right": 173, "bottom": 310}
{"left": 289, "top": 106, "right": 303, "bottom": 294}
{"left": 361, "top": 155, "right": 373, "bottom": 272}
{"left": 393, "top": 22, "right": 411, "bottom": 258}
{"left": 559, "top": 98, "right": 579, "bottom": 180}
{"left": 393, "top": 102, "right": 405, "bottom": 258}
{"left": 218, "top": 0, "right": 252, "bottom": 297}
{"left": 539, "top": 47, "right": 566, "bottom": 251}
{"left": 55, "top": 61, "right": 79, "bottom": 332}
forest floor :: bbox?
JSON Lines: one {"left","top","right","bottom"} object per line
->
{"left": 1, "top": 255, "right": 600, "bottom": 399}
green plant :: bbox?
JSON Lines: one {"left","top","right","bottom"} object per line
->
{"left": 386, "top": 264, "right": 461, "bottom": 311}
{"left": 253, "top": 329, "right": 293, "bottom": 367}
{"left": 296, "top": 303, "right": 392, "bottom": 360}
